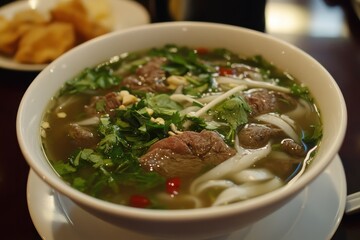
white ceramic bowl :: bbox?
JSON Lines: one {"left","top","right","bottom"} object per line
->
{"left": 17, "top": 22, "right": 347, "bottom": 239}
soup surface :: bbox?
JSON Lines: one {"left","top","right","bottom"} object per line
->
{"left": 41, "top": 45, "right": 322, "bottom": 209}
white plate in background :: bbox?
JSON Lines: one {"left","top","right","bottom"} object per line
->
{"left": 0, "top": 0, "right": 150, "bottom": 71}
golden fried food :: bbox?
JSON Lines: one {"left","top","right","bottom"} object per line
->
{"left": 0, "top": 15, "right": 7, "bottom": 29}
{"left": 11, "top": 9, "right": 47, "bottom": 25}
{"left": 50, "top": 0, "right": 109, "bottom": 42}
{"left": 0, "top": 10, "right": 47, "bottom": 55}
{"left": 14, "top": 22, "right": 75, "bottom": 64}
{"left": 0, "top": 16, "right": 14, "bottom": 55}
{"left": 0, "top": 0, "right": 110, "bottom": 64}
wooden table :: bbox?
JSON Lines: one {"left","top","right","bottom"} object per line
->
{"left": 0, "top": 0, "right": 359, "bottom": 239}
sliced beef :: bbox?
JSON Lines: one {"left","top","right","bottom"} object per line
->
{"left": 238, "top": 124, "right": 306, "bottom": 156}
{"left": 68, "top": 123, "right": 98, "bottom": 148}
{"left": 120, "top": 57, "right": 170, "bottom": 93}
{"left": 244, "top": 89, "right": 297, "bottom": 117}
{"left": 238, "top": 124, "right": 274, "bottom": 149}
{"left": 238, "top": 123, "right": 286, "bottom": 149}
{"left": 139, "top": 130, "right": 236, "bottom": 178}
{"left": 85, "top": 92, "right": 121, "bottom": 116}
{"left": 280, "top": 138, "right": 306, "bottom": 157}
{"left": 244, "top": 89, "right": 277, "bottom": 117}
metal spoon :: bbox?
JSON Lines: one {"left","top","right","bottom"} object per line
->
{"left": 346, "top": 192, "right": 360, "bottom": 214}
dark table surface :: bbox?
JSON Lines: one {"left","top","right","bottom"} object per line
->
{"left": 0, "top": 0, "right": 359, "bottom": 239}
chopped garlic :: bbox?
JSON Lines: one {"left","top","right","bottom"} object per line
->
{"left": 41, "top": 121, "right": 50, "bottom": 129}
{"left": 146, "top": 107, "right": 154, "bottom": 116}
{"left": 168, "top": 131, "right": 176, "bottom": 136}
{"left": 170, "top": 123, "right": 183, "bottom": 134}
{"left": 118, "top": 105, "right": 126, "bottom": 110}
{"left": 118, "top": 90, "right": 138, "bottom": 106}
{"left": 167, "top": 75, "right": 188, "bottom": 90}
{"left": 119, "top": 90, "right": 130, "bottom": 98}
{"left": 151, "top": 117, "right": 165, "bottom": 125}
{"left": 57, "top": 112, "right": 67, "bottom": 118}
{"left": 40, "top": 129, "right": 46, "bottom": 138}
{"left": 122, "top": 94, "right": 138, "bottom": 105}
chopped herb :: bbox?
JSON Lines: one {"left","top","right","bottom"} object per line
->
{"left": 60, "top": 68, "right": 121, "bottom": 96}
{"left": 210, "top": 96, "right": 251, "bottom": 143}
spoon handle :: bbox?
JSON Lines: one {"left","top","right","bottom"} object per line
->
{"left": 346, "top": 192, "right": 360, "bottom": 214}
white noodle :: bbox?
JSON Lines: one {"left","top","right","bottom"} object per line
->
{"left": 280, "top": 114, "right": 296, "bottom": 129}
{"left": 190, "top": 143, "right": 271, "bottom": 194}
{"left": 75, "top": 116, "right": 100, "bottom": 126}
{"left": 192, "top": 180, "right": 236, "bottom": 196}
{"left": 156, "top": 193, "right": 203, "bottom": 208}
{"left": 231, "top": 168, "right": 275, "bottom": 184}
{"left": 286, "top": 98, "right": 312, "bottom": 120}
{"left": 180, "top": 106, "right": 201, "bottom": 115}
{"left": 55, "top": 95, "right": 77, "bottom": 113}
{"left": 286, "top": 103, "right": 305, "bottom": 120}
{"left": 192, "top": 85, "right": 247, "bottom": 118}
{"left": 197, "top": 93, "right": 223, "bottom": 104}
{"left": 212, "top": 177, "right": 283, "bottom": 206}
{"left": 216, "top": 76, "right": 291, "bottom": 93}
{"left": 234, "top": 134, "right": 246, "bottom": 154}
{"left": 255, "top": 113, "right": 300, "bottom": 143}
{"left": 170, "top": 94, "right": 203, "bottom": 106}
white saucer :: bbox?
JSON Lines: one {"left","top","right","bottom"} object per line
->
{"left": 0, "top": 0, "right": 150, "bottom": 71}
{"left": 27, "top": 155, "right": 346, "bottom": 240}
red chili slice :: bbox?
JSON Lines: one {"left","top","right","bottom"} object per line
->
{"left": 129, "top": 194, "right": 151, "bottom": 208}
{"left": 219, "top": 67, "right": 233, "bottom": 76}
{"left": 195, "top": 47, "right": 209, "bottom": 55}
{"left": 166, "top": 177, "right": 181, "bottom": 195}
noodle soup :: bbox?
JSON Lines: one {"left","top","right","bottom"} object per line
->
{"left": 41, "top": 45, "right": 322, "bottom": 209}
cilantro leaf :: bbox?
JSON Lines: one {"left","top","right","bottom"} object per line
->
{"left": 60, "top": 68, "right": 121, "bottom": 96}
{"left": 210, "top": 96, "right": 251, "bottom": 143}
{"left": 212, "top": 96, "right": 251, "bottom": 129}
{"left": 146, "top": 93, "right": 183, "bottom": 115}
{"left": 52, "top": 162, "right": 76, "bottom": 175}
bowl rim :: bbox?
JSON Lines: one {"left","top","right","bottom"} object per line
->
{"left": 16, "top": 21, "right": 347, "bottom": 221}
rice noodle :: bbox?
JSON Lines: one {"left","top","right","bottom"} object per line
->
{"left": 190, "top": 142, "right": 271, "bottom": 194}
{"left": 286, "top": 99, "right": 312, "bottom": 120}
{"left": 211, "top": 177, "right": 283, "bottom": 206}
{"left": 55, "top": 95, "right": 78, "bottom": 113}
{"left": 255, "top": 113, "right": 299, "bottom": 143}
{"left": 280, "top": 114, "right": 296, "bottom": 128}
{"left": 156, "top": 193, "right": 203, "bottom": 208}
{"left": 216, "top": 76, "right": 291, "bottom": 93}
{"left": 170, "top": 94, "right": 203, "bottom": 106}
{"left": 75, "top": 116, "right": 100, "bottom": 126}
{"left": 231, "top": 168, "right": 275, "bottom": 183}
{"left": 197, "top": 93, "right": 224, "bottom": 104}
{"left": 180, "top": 106, "right": 201, "bottom": 115}
{"left": 192, "top": 180, "right": 236, "bottom": 196}
{"left": 192, "top": 85, "right": 247, "bottom": 118}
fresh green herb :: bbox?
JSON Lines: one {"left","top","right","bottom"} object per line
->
{"left": 302, "top": 124, "right": 323, "bottom": 148}
{"left": 145, "top": 93, "right": 183, "bottom": 115}
{"left": 60, "top": 67, "right": 121, "bottom": 96}
{"left": 290, "top": 83, "right": 312, "bottom": 102}
{"left": 150, "top": 44, "right": 216, "bottom": 75}
{"left": 52, "top": 162, "right": 76, "bottom": 175}
{"left": 210, "top": 96, "right": 251, "bottom": 144}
